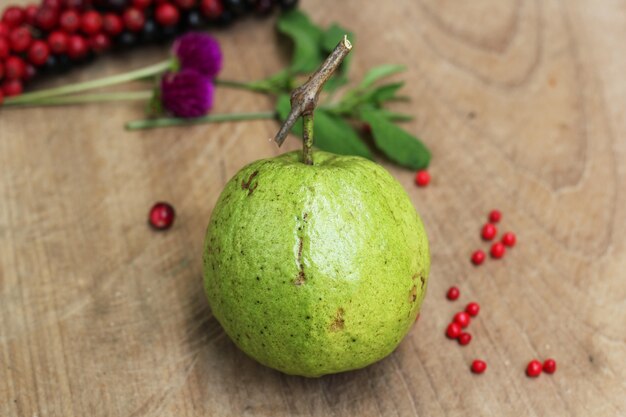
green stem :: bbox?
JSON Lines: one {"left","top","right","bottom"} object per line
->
{"left": 215, "top": 79, "right": 273, "bottom": 93}
{"left": 302, "top": 114, "right": 314, "bottom": 165}
{"left": 125, "top": 111, "right": 276, "bottom": 130}
{"left": 3, "top": 91, "right": 153, "bottom": 107}
{"left": 4, "top": 60, "right": 172, "bottom": 104}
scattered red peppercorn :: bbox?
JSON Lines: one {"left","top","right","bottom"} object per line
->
{"left": 27, "top": 40, "right": 50, "bottom": 66}
{"left": 201, "top": 0, "right": 224, "bottom": 19}
{"left": 2, "top": 6, "right": 25, "bottom": 28}
{"left": 81, "top": 10, "right": 102, "bottom": 35}
{"left": 2, "top": 78, "right": 23, "bottom": 96}
{"left": 465, "top": 302, "right": 480, "bottom": 317}
{"left": 542, "top": 359, "right": 556, "bottom": 374}
{"left": 24, "top": 4, "right": 39, "bottom": 25}
{"left": 123, "top": 7, "right": 145, "bottom": 32}
{"left": 526, "top": 359, "right": 542, "bottom": 377}
{"left": 0, "top": 22, "right": 9, "bottom": 37}
{"left": 35, "top": 6, "right": 59, "bottom": 31}
{"left": 490, "top": 242, "right": 506, "bottom": 259}
{"left": 446, "top": 286, "right": 460, "bottom": 301}
{"left": 0, "top": 37, "right": 9, "bottom": 59}
{"left": 48, "top": 30, "right": 69, "bottom": 53}
{"left": 453, "top": 311, "right": 471, "bottom": 328}
{"left": 414, "top": 170, "right": 430, "bottom": 187}
{"left": 43, "top": 0, "right": 63, "bottom": 10}
{"left": 59, "top": 9, "right": 80, "bottom": 32}
{"left": 471, "top": 250, "right": 485, "bottom": 265}
{"left": 502, "top": 232, "right": 516, "bottom": 247}
{"left": 149, "top": 202, "right": 176, "bottom": 230}
{"left": 89, "top": 33, "right": 110, "bottom": 53}
{"left": 446, "top": 322, "right": 462, "bottom": 339}
{"left": 5, "top": 55, "right": 25, "bottom": 79}
{"left": 155, "top": 3, "right": 180, "bottom": 26}
{"left": 481, "top": 223, "right": 497, "bottom": 241}
{"left": 9, "top": 26, "right": 32, "bottom": 53}
{"left": 102, "top": 13, "right": 123, "bottom": 36}
{"left": 66, "top": 34, "right": 88, "bottom": 59}
{"left": 471, "top": 360, "right": 487, "bottom": 374}
{"left": 488, "top": 209, "right": 502, "bottom": 223}
{"left": 458, "top": 332, "right": 472, "bottom": 346}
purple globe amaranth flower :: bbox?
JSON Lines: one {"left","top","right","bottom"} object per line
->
{"left": 172, "top": 32, "right": 223, "bottom": 79}
{"left": 161, "top": 69, "right": 214, "bottom": 118}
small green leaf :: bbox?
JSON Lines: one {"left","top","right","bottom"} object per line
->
{"left": 359, "top": 107, "right": 430, "bottom": 169}
{"left": 376, "top": 109, "right": 414, "bottom": 122}
{"left": 276, "top": 95, "right": 373, "bottom": 159}
{"left": 277, "top": 10, "right": 324, "bottom": 73}
{"left": 364, "top": 82, "right": 405, "bottom": 104}
{"left": 358, "top": 64, "right": 406, "bottom": 90}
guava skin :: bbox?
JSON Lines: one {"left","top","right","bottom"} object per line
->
{"left": 203, "top": 151, "right": 430, "bottom": 377}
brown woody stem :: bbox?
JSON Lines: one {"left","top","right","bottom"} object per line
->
{"left": 273, "top": 35, "right": 353, "bottom": 164}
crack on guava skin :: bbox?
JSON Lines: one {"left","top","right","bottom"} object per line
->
{"left": 329, "top": 308, "right": 345, "bottom": 331}
{"left": 294, "top": 213, "right": 309, "bottom": 286}
{"left": 241, "top": 170, "right": 259, "bottom": 196}
{"left": 409, "top": 285, "right": 418, "bottom": 302}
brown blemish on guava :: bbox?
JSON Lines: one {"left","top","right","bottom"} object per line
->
{"left": 294, "top": 237, "right": 306, "bottom": 285}
{"left": 241, "top": 170, "right": 259, "bottom": 196}
{"left": 420, "top": 274, "right": 425, "bottom": 289}
{"left": 409, "top": 285, "right": 417, "bottom": 302}
{"left": 330, "top": 308, "right": 345, "bottom": 331}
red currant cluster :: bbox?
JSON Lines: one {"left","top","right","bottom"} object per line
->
{"left": 0, "top": 0, "right": 298, "bottom": 104}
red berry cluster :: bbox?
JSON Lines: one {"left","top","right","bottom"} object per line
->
{"left": 526, "top": 358, "right": 557, "bottom": 377}
{"left": 470, "top": 209, "right": 517, "bottom": 265}
{"left": 0, "top": 0, "right": 297, "bottom": 104}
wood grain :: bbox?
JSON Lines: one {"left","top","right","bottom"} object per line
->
{"left": 1, "top": 0, "right": 625, "bottom": 416}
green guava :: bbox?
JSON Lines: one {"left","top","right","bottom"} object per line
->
{"left": 203, "top": 150, "right": 430, "bottom": 377}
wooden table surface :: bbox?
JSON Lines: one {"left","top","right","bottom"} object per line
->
{"left": 1, "top": 0, "right": 625, "bottom": 416}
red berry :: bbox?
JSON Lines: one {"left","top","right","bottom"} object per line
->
{"left": 102, "top": 13, "right": 123, "bottom": 36}
{"left": 465, "top": 302, "right": 480, "bottom": 317}
{"left": 471, "top": 250, "right": 485, "bottom": 265}
{"left": 132, "top": 0, "right": 152, "bottom": 9}
{"left": 67, "top": 34, "right": 88, "bottom": 59}
{"left": 446, "top": 286, "right": 460, "bottom": 301}
{"left": 89, "top": 33, "right": 110, "bottom": 52}
{"left": 123, "top": 8, "right": 145, "bottom": 32}
{"left": 471, "top": 359, "right": 487, "bottom": 374}
{"left": 481, "top": 223, "right": 497, "bottom": 241}
{"left": 490, "top": 242, "right": 505, "bottom": 259}
{"left": 24, "top": 63, "right": 36, "bottom": 80}
{"left": 526, "top": 359, "right": 542, "bottom": 377}
{"left": 201, "top": 0, "right": 224, "bottom": 19}
{"left": 60, "top": 9, "right": 81, "bottom": 33}
{"left": 453, "top": 311, "right": 471, "bottom": 328}
{"left": 149, "top": 202, "right": 175, "bottom": 230}
{"left": 542, "top": 359, "right": 556, "bottom": 374}
{"left": 0, "top": 37, "right": 9, "bottom": 58}
{"left": 155, "top": 3, "right": 180, "bottom": 26}
{"left": 43, "top": 0, "right": 63, "bottom": 9}
{"left": 458, "top": 332, "right": 472, "bottom": 346}
{"left": 81, "top": 11, "right": 102, "bottom": 35}
{"left": 414, "top": 170, "right": 430, "bottom": 187}
{"left": 175, "top": 0, "right": 196, "bottom": 9}
{"left": 48, "top": 30, "right": 69, "bottom": 53}
{"left": 9, "top": 26, "right": 32, "bottom": 53}
{"left": 446, "top": 322, "right": 462, "bottom": 339}
{"left": 2, "top": 6, "right": 25, "bottom": 28}
{"left": 5, "top": 56, "right": 26, "bottom": 79}
{"left": 0, "top": 22, "right": 9, "bottom": 37}
{"left": 502, "top": 232, "right": 516, "bottom": 247}
{"left": 2, "top": 78, "right": 23, "bottom": 96}
{"left": 488, "top": 209, "right": 502, "bottom": 223}
{"left": 27, "top": 40, "right": 50, "bottom": 66}
{"left": 24, "top": 4, "right": 39, "bottom": 25}
{"left": 63, "top": 0, "right": 89, "bottom": 9}
{"left": 35, "top": 7, "right": 59, "bottom": 31}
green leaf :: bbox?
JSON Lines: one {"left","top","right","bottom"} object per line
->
{"left": 276, "top": 10, "right": 324, "bottom": 73}
{"left": 276, "top": 95, "right": 373, "bottom": 159}
{"left": 358, "top": 64, "right": 406, "bottom": 90}
{"left": 358, "top": 107, "right": 430, "bottom": 169}
{"left": 321, "top": 24, "right": 354, "bottom": 92}
{"left": 364, "top": 82, "right": 405, "bottom": 104}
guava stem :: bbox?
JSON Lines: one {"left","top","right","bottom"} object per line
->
{"left": 302, "top": 114, "right": 314, "bottom": 165}
{"left": 273, "top": 35, "right": 353, "bottom": 164}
